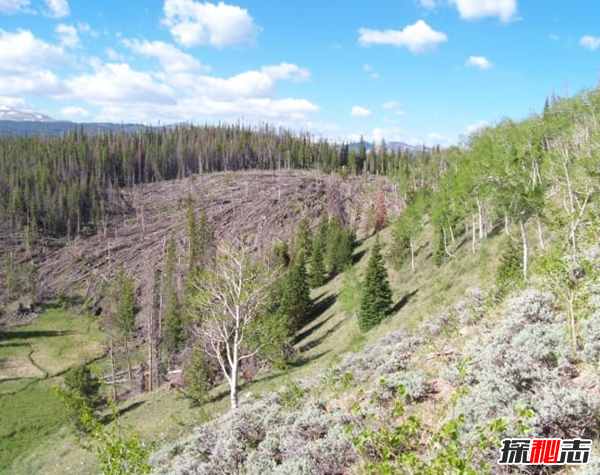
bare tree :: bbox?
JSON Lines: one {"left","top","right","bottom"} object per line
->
{"left": 191, "top": 239, "right": 272, "bottom": 410}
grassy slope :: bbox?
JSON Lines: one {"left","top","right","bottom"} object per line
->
{"left": 0, "top": 308, "right": 105, "bottom": 474}
{"left": 3, "top": 216, "right": 516, "bottom": 475}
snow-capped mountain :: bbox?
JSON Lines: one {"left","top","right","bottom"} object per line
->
{"left": 0, "top": 106, "right": 56, "bottom": 122}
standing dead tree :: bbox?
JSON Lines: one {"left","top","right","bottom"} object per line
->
{"left": 190, "top": 239, "right": 272, "bottom": 410}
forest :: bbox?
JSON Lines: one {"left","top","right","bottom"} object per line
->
{"left": 2, "top": 87, "right": 600, "bottom": 475}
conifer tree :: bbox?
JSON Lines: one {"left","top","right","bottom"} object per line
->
{"left": 281, "top": 251, "right": 312, "bottom": 331}
{"left": 308, "top": 238, "right": 326, "bottom": 288}
{"left": 358, "top": 237, "right": 392, "bottom": 332}
{"left": 295, "top": 218, "right": 312, "bottom": 258}
{"left": 163, "top": 233, "right": 184, "bottom": 352}
{"left": 115, "top": 272, "right": 136, "bottom": 379}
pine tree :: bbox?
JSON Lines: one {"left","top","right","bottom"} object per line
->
{"left": 281, "top": 251, "right": 312, "bottom": 331}
{"left": 295, "top": 218, "right": 312, "bottom": 258}
{"left": 358, "top": 237, "right": 392, "bottom": 332}
{"left": 308, "top": 238, "right": 326, "bottom": 288}
{"left": 115, "top": 272, "right": 136, "bottom": 379}
{"left": 163, "top": 234, "right": 184, "bottom": 352}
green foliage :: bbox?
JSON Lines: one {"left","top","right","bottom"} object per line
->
{"left": 351, "top": 396, "right": 500, "bottom": 475}
{"left": 308, "top": 236, "right": 326, "bottom": 288}
{"left": 494, "top": 235, "right": 523, "bottom": 297}
{"left": 280, "top": 251, "right": 312, "bottom": 331}
{"left": 271, "top": 241, "right": 291, "bottom": 269}
{"left": 77, "top": 399, "right": 152, "bottom": 475}
{"left": 358, "top": 238, "right": 392, "bottom": 332}
{"left": 54, "top": 363, "right": 104, "bottom": 433}
{"left": 115, "top": 274, "right": 136, "bottom": 338}
{"left": 294, "top": 217, "right": 312, "bottom": 257}
{"left": 184, "top": 345, "right": 215, "bottom": 407}
{"left": 278, "top": 380, "right": 305, "bottom": 409}
{"left": 163, "top": 233, "right": 184, "bottom": 352}
{"left": 325, "top": 216, "right": 355, "bottom": 275}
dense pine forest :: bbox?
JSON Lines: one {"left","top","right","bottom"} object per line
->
{"left": 0, "top": 123, "right": 444, "bottom": 237}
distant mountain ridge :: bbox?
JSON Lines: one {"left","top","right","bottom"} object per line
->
{"left": 0, "top": 106, "right": 56, "bottom": 122}
{"left": 0, "top": 107, "right": 151, "bottom": 137}
{"left": 347, "top": 141, "right": 429, "bottom": 153}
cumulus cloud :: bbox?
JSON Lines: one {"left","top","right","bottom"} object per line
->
{"left": 358, "top": 20, "right": 447, "bottom": 53}
{"left": 450, "top": 0, "right": 517, "bottom": 22}
{"left": 162, "top": 0, "right": 261, "bottom": 47}
{"left": 351, "top": 106, "right": 372, "bottom": 118}
{"left": 0, "top": 29, "right": 65, "bottom": 73}
{"left": 261, "top": 62, "right": 310, "bottom": 82}
{"left": 60, "top": 106, "right": 89, "bottom": 118}
{"left": 43, "top": 0, "right": 69, "bottom": 17}
{"left": 0, "top": 0, "right": 30, "bottom": 15}
{"left": 126, "top": 39, "right": 206, "bottom": 75}
{"left": 466, "top": 55, "right": 492, "bottom": 70}
{"left": 56, "top": 24, "right": 80, "bottom": 48}
{"left": 0, "top": 29, "right": 67, "bottom": 96}
{"left": 580, "top": 35, "right": 600, "bottom": 51}
{"left": 67, "top": 62, "right": 177, "bottom": 105}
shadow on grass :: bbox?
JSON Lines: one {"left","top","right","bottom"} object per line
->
{"left": 293, "top": 312, "right": 335, "bottom": 345}
{"left": 117, "top": 400, "right": 145, "bottom": 418}
{"left": 0, "top": 330, "right": 75, "bottom": 341}
{"left": 352, "top": 249, "right": 367, "bottom": 265}
{"left": 297, "top": 320, "right": 344, "bottom": 354}
{"left": 391, "top": 289, "right": 418, "bottom": 314}
{"left": 289, "top": 349, "right": 332, "bottom": 368}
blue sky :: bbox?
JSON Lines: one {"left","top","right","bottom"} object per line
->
{"left": 1, "top": 0, "right": 600, "bottom": 146}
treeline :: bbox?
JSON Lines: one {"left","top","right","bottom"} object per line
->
{"left": 0, "top": 123, "right": 445, "bottom": 237}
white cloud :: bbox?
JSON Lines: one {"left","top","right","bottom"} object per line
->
{"left": 162, "top": 0, "right": 260, "bottom": 47}
{"left": 467, "top": 120, "right": 489, "bottom": 135}
{"left": 351, "top": 106, "right": 372, "bottom": 118}
{"left": 60, "top": 106, "right": 89, "bottom": 118}
{"left": 0, "top": 29, "right": 67, "bottom": 96}
{"left": 0, "top": 96, "right": 26, "bottom": 107}
{"left": 56, "top": 24, "right": 79, "bottom": 48}
{"left": 43, "top": 0, "right": 69, "bottom": 17}
{"left": 363, "top": 63, "right": 381, "bottom": 79}
{"left": 0, "top": 29, "right": 65, "bottom": 73}
{"left": 382, "top": 100, "right": 405, "bottom": 115}
{"left": 419, "top": 0, "right": 436, "bottom": 9}
{"left": 67, "top": 63, "right": 177, "bottom": 105}
{"left": 0, "top": 0, "right": 30, "bottom": 15}
{"left": 358, "top": 20, "right": 447, "bottom": 53}
{"left": 262, "top": 62, "right": 310, "bottom": 82}
{"left": 106, "top": 48, "right": 124, "bottom": 61}
{"left": 580, "top": 35, "right": 600, "bottom": 51}
{"left": 466, "top": 55, "right": 492, "bottom": 70}
{"left": 126, "top": 39, "right": 206, "bottom": 75}
{"left": 450, "top": 0, "right": 517, "bottom": 22}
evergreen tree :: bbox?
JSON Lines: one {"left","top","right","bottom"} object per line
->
{"left": 295, "top": 218, "right": 312, "bottom": 258}
{"left": 163, "top": 234, "right": 184, "bottom": 352}
{"left": 358, "top": 237, "right": 392, "bottom": 332}
{"left": 281, "top": 251, "right": 312, "bottom": 331}
{"left": 55, "top": 363, "right": 103, "bottom": 433}
{"left": 115, "top": 272, "right": 136, "bottom": 379}
{"left": 272, "top": 241, "right": 291, "bottom": 269}
{"left": 184, "top": 344, "right": 215, "bottom": 407}
{"left": 308, "top": 238, "right": 326, "bottom": 288}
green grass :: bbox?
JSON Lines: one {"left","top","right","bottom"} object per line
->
{"left": 0, "top": 307, "right": 105, "bottom": 474}
{"left": 0, "top": 220, "right": 523, "bottom": 475}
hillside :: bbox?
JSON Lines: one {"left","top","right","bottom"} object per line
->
{"left": 3, "top": 89, "right": 600, "bottom": 475}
